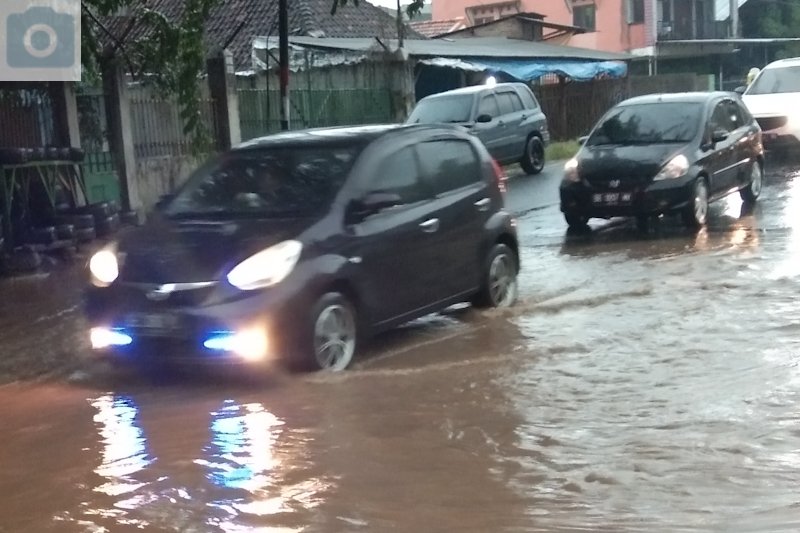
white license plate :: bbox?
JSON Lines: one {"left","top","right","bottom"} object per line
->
{"left": 126, "top": 312, "right": 180, "bottom": 333}
{"left": 593, "top": 192, "right": 632, "bottom": 205}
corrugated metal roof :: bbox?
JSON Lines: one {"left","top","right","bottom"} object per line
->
{"left": 410, "top": 19, "right": 468, "bottom": 38}
{"left": 281, "top": 36, "right": 631, "bottom": 61}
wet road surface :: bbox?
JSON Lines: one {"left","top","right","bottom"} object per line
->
{"left": 2, "top": 158, "right": 800, "bottom": 532}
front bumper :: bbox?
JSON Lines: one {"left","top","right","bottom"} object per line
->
{"left": 559, "top": 175, "right": 695, "bottom": 218}
{"left": 84, "top": 276, "right": 310, "bottom": 366}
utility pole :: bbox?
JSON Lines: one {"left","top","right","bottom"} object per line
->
{"left": 278, "top": 0, "right": 290, "bottom": 130}
{"left": 729, "top": 0, "right": 739, "bottom": 38}
{"left": 396, "top": 0, "right": 404, "bottom": 48}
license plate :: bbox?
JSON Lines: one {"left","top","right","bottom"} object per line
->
{"left": 125, "top": 312, "right": 180, "bottom": 335}
{"left": 592, "top": 192, "right": 633, "bottom": 205}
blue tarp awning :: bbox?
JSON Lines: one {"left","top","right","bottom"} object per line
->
{"left": 420, "top": 57, "right": 628, "bottom": 81}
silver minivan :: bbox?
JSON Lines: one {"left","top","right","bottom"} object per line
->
{"left": 407, "top": 82, "right": 550, "bottom": 174}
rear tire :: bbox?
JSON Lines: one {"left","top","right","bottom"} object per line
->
{"left": 682, "top": 177, "right": 709, "bottom": 229}
{"left": 520, "top": 136, "right": 545, "bottom": 175}
{"left": 740, "top": 161, "right": 763, "bottom": 204}
{"left": 473, "top": 243, "right": 518, "bottom": 309}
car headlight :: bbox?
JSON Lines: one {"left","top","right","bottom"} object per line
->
{"left": 563, "top": 157, "right": 580, "bottom": 183}
{"left": 89, "top": 249, "right": 119, "bottom": 287}
{"left": 227, "top": 240, "right": 303, "bottom": 291}
{"left": 653, "top": 154, "right": 689, "bottom": 181}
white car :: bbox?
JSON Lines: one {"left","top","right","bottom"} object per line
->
{"left": 739, "top": 57, "right": 800, "bottom": 153}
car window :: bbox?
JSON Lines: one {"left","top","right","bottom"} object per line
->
{"left": 516, "top": 86, "right": 539, "bottom": 109}
{"left": 369, "top": 147, "right": 428, "bottom": 204}
{"left": 586, "top": 102, "right": 702, "bottom": 145}
{"left": 166, "top": 145, "right": 361, "bottom": 218}
{"left": 496, "top": 92, "right": 521, "bottom": 115}
{"left": 407, "top": 94, "right": 474, "bottom": 124}
{"left": 477, "top": 94, "right": 500, "bottom": 119}
{"left": 417, "top": 139, "right": 482, "bottom": 195}
{"left": 725, "top": 100, "right": 745, "bottom": 130}
{"left": 709, "top": 102, "right": 733, "bottom": 133}
{"left": 746, "top": 65, "right": 800, "bottom": 95}
{"left": 735, "top": 99, "right": 753, "bottom": 123}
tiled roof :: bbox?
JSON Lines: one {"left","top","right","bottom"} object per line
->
{"left": 104, "top": 0, "right": 425, "bottom": 69}
{"left": 410, "top": 19, "right": 468, "bottom": 38}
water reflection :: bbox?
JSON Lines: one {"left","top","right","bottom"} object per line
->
{"left": 91, "top": 394, "right": 153, "bottom": 498}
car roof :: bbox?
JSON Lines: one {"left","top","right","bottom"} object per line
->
{"left": 762, "top": 57, "right": 800, "bottom": 70}
{"left": 618, "top": 91, "right": 730, "bottom": 106}
{"left": 233, "top": 124, "right": 464, "bottom": 150}
{"left": 421, "top": 82, "right": 527, "bottom": 99}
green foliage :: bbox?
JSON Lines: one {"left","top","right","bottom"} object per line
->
{"left": 741, "top": 0, "right": 800, "bottom": 59}
{"left": 330, "top": 0, "right": 425, "bottom": 19}
{"left": 81, "top": 0, "right": 219, "bottom": 149}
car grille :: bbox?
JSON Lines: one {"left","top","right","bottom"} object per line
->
{"left": 756, "top": 116, "right": 788, "bottom": 131}
{"left": 118, "top": 281, "right": 218, "bottom": 309}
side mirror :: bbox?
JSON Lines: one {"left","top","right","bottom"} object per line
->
{"left": 734, "top": 86, "right": 747, "bottom": 95}
{"left": 475, "top": 114, "right": 493, "bottom": 124}
{"left": 155, "top": 193, "right": 175, "bottom": 210}
{"left": 711, "top": 129, "right": 729, "bottom": 144}
{"left": 348, "top": 192, "right": 402, "bottom": 221}
{"left": 578, "top": 135, "right": 589, "bottom": 145}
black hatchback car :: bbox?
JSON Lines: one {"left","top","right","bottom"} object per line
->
{"left": 560, "top": 92, "right": 764, "bottom": 230}
{"left": 85, "top": 125, "right": 519, "bottom": 372}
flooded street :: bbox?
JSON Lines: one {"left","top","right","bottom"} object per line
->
{"left": 2, "top": 159, "right": 800, "bottom": 532}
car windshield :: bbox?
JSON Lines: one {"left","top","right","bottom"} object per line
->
{"left": 586, "top": 102, "right": 702, "bottom": 146}
{"left": 407, "top": 95, "right": 474, "bottom": 124}
{"left": 746, "top": 66, "right": 800, "bottom": 95}
{"left": 164, "top": 145, "right": 362, "bottom": 219}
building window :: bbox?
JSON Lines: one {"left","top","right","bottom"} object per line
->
{"left": 627, "top": 0, "right": 644, "bottom": 24}
{"left": 572, "top": 3, "right": 596, "bottom": 31}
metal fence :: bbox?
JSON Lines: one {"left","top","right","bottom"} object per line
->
{"left": 129, "top": 91, "right": 218, "bottom": 158}
{"left": 0, "top": 86, "right": 55, "bottom": 147}
{"left": 238, "top": 88, "right": 394, "bottom": 141}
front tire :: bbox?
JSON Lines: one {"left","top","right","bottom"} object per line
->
{"left": 564, "top": 213, "right": 589, "bottom": 229}
{"left": 297, "top": 292, "right": 358, "bottom": 372}
{"left": 473, "top": 244, "right": 518, "bottom": 308}
{"left": 740, "top": 161, "right": 763, "bottom": 203}
{"left": 520, "top": 136, "right": 545, "bottom": 175}
{"left": 682, "top": 177, "right": 709, "bottom": 229}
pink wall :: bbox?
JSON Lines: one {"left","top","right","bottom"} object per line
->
{"left": 431, "top": 0, "right": 648, "bottom": 52}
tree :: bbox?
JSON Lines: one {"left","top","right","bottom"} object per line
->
{"left": 81, "top": 0, "right": 219, "bottom": 145}
{"left": 740, "top": 0, "right": 800, "bottom": 59}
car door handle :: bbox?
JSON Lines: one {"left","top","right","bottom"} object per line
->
{"left": 419, "top": 218, "right": 440, "bottom": 233}
{"left": 474, "top": 198, "right": 491, "bottom": 211}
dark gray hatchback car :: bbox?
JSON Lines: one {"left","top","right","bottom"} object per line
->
{"left": 407, "top": 82, "right": 550, "bottom": 175}
{"left": 85, "top": 125, "right": 520, "bottom": 373}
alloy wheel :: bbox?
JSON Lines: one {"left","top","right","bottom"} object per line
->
{"left": 313, "top": 304, "right": 356, "bottom": 371}
{"left": 489, "top": 252, "right": 518, "bottom": 307}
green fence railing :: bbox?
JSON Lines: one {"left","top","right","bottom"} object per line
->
{"left": 238, "top": 88, "right": 394, "bottom": 141}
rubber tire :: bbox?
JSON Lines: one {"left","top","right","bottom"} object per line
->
{"left": 520, "top": 135, "right": 546, "bottom": 175}
{"left": 472, "top": 243, "right": 519, "bottom": 309}
{"left": 0, "top": 147, "right": 28, "bottom": 165}
{"left": 564, "top": 213, "right": 589, "bottom": 229}
{"left": 96, "top": 213, "right": 121, "bottom": 237}
{"left": 75, "top": 227, "right": 97, "bottom": 243}
{"left": 56, "top": 213, "right": 95, "bottom": 230}
{"left": 55, "top": 224, "right": 75, "bottom": 240}
{"left": 28, "top": 226, "right": 57, "bottom": 245}
{"left": 291, "top": 292, "right": 359, "bottom": 372}
{"left": 635, "top": 215, "right": 650, "bottom": 233}
{"left": 740, "top": 161, "right": 762, "bottom": 204}
{"left": 69, "top": 147, "right": 85, "bottom": 162}
{"left": 682, "top": 178, "right": 709, "bottom": 230}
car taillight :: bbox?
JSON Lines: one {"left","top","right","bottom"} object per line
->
{"left": 491, "top": 159, "right": 507, "bottom": 194}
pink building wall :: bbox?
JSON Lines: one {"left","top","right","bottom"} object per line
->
{"left": 431, "top": 0, "right": 648, "bottom": 52}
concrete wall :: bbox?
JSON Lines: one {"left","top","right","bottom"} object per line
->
{"left": 135, "top": 155, "right": 204, "bottom": 212}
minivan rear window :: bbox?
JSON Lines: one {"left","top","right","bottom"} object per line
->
{"left": 747, "top": 66, "right": 800, "bottom": 95}
{"left": 407, "top": 95, "right": 474, "bottom": 124}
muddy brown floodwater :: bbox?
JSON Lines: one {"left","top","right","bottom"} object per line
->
{"left": 1, "top": 162, "right": 800, "bottom": 532}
